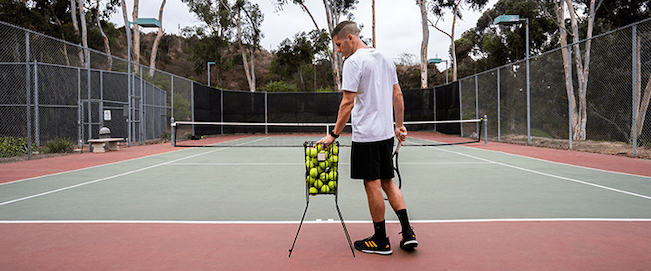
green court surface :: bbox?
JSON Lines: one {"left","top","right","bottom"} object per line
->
{"left": 1, "top": 136, "right": 650, "bottom": 223}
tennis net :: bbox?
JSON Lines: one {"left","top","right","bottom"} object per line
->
{"left": 170, "top": 118, "right": 486, "bottom": 148}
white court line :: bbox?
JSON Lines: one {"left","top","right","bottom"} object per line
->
{"left": 0, "top": 218, "right": 650, "bottom": 224}
{"left": 170, "top": 161, "right": 489, "bottom": 166}
{"left": 472, "top": 147, "right": 651, "bottom": 179}
{"left": 431, "top": 146, "right": 651, "bottom": 200}
{"left": 0, "top": 146, "right": 195, "bottom": 187}
{"left": 0, "top": 137, "right": 269, "bottom": 207}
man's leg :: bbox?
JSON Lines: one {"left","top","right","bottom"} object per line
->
{"left": 382, "top": 179, "right": 418, "bottom": 250}
{"left": 353, "top": 179, "right": 392, "bottom": 255}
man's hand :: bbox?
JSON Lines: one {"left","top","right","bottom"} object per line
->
{"left": 315, "top": 134, "right": 336, "bottom": 146}
{"left": 395, "top": 126, "right": 407, "bottom": 142}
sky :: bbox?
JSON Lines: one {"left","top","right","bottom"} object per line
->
{"left": 111, "top": 0, "right": 497, "bottom": 68}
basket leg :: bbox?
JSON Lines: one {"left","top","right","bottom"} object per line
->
{"left": 288, "top": 199, "right": 310, "bottom": 257}
{"left": 335, "top": 196, "right": 355, "bottom": 257}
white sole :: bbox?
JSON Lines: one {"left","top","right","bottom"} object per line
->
{"left": 360, "top": 249, "right": 393, "bottom": 255}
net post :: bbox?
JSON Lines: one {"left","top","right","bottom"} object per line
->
{"left": 170, "top": 120, "right": 176, "bottom": 147}
{"left": 483, "top": 115, "right": 488, "bottom": 145}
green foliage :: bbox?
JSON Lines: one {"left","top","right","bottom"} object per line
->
{"left": 41, "top": 138, "right": 74, "bottom": 154}
{"left": 160, "top": 132, "right": 171, "bottom": 141}
{"left": 262, "top": 81, "right": 299, "bottom": 92}
{"left": 0, "top": 137, "right": 28, "bottom": 158}
{"left": 270, "top": 29, "right": 330, "bottom": 80}
{"left": 173, "top": 94, "right": 192, "bottom": 121}
{"left": 315, "top": 86, "right": 334, "bottom": 92}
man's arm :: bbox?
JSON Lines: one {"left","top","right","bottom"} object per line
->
{"left": 393, "top": 84, "right": 407, "bottom": 141}
{"left": 317, "top": 90, "right": 355, "bottom": 144}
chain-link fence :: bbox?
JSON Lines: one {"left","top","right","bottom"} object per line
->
{"left": 0, "top": 21, "right": 181, "bottom": 158}
{"left": 459, "top": 18, "right": 651, "bottom": 158}
{"left": 3, "top": 17, "right": 651, "bottom": 159}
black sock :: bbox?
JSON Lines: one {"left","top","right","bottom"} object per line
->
{"left": 395, "top": 209, "right": 411, "bottom": 234}
{"left": 373, "top": 220, "right": 387, "bottom": 241}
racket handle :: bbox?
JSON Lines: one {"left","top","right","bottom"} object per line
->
{"left": 395, "top": 141, "right": 403, "bottom": 154}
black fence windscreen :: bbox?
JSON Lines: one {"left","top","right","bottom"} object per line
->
{"left": 435, "top": 81, "right": 461, "bottom": 134}
{"left": 191, "top": 82, "right": 461, "bottom": 136}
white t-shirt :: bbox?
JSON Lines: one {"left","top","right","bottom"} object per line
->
{"left": 341, "top": 48, "right": 399, "bottom": 143}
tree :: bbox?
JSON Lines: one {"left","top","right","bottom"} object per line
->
{"left": 543, "top": 0, "right": 603, "bottom": 140}
{"left": 273, "top": 0, "right": 359, "bottom": 91}
{"left": 234, "top": 0, "right": 264, "bottom": 92}
{"left": 417, "top": 0, "right": 429, "bottom": 88}
{"left": 429, "top": 0, "right": 489, "bottom": 81}
{"left": 148, "top": 0, "right": 166, "bottom": 77}
{"left": 182, "top": 0, "right": 235, "bottom": 87}
{"left": 473, "top": 0, "right": 557, "bottom": 69}
{"left": 270, "top": 30, "right": 329, "bottom": 90}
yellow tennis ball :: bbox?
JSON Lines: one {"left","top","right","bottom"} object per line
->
{"left": 320, "top": 185, "right": 330, "bottom": 193}
{"left": 307, "top": 147, "right": 317, "bottom": 158}
{"left": 330, "top": 155, "right": 338, "bottom": 163}
{"left": 309, "top": 187, "right": 318, "bottom": 194}
{"left": 309, "top": 168, "right": 318, "bottom": 178}
{"left": 306, "top": 176, "right": 315, "bottom": 187}
{"left": 331, "top": 145, "right": 339, "bottom": 155}
{"left": 328, "top": 181, "right": 336, "bottom": 190}
{"left": 315, "top": 179, "right": 323, "bottom": 189}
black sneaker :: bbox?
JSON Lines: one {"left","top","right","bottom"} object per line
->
{"left": 354, "top": 236, "right": 393, "bottom": 255}
{"left": 400, "top": 228, "right": 418, "bottom": 251}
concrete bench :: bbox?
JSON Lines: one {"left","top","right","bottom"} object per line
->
{"left": 88, "top": 138, "right": 124, "bottom": 153}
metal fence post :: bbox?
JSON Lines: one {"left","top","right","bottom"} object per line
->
{"left": 632, "top": 24, "right": 638, "bottom": 156}
{"left": 568, "top": 46, "right": 574, "bottom": 150}
{"left": 265, "top": 90, "right": 268, "bottom": 134}
{"left": 497, "top": 68, "right": 501, "bottom": 141}
{"left": 191, "top": 82, "right": 195, "bottom": 136}
{"left": 475, "top": 74, "right": 479, "bottom": 134}
{"left": 34, "top": 61, "right": 39, "bottom": 147}
{"left": 87, "top": 51, "right": 91, "bottom": 142}
{"left": 78, "top": 67, "right": 82, "bottom": 149}
{"left": 459, "top": 80, "right": 463, "bottom": 136}
{"left": 25, "top": 32, "right": 32, "bottom": 160}
{"left": 99, "top": 70, "right": 104, "bottom": 128}
{"left": 140, "top": 65, "right": 144, "bottom": 144}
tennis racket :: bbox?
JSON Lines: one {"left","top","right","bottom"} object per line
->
{"left": 384, "top": 139, "right": 403, "bottom": 201}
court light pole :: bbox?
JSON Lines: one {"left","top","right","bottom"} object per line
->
{"left": 207, "top": 61, "right": 216, "bottom": 87}
{"left": 495, "top": 15, "right": 530, "bottom": 145}
{"left": 126, "top": 18, "right": 160, "bottom": 146}
{"left": 428, "top": 58, "right": 449, "bottom": 84}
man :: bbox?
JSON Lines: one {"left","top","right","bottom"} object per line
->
{"left": 316, "top": 21, "right": 418, "bottom": 255}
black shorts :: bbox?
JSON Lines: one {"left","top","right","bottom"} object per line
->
{"left": 350, "top": 137, "right": 395, "bottom": 180}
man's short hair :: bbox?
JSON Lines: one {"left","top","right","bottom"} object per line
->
{"left": 331, "top": 21, "right": 359, "bottom": 39}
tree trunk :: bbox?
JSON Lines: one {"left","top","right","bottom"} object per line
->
{"left": 236, "top": 6, "right": 255, "bottom": 92}
{"left": 70, "top": 0, "right": 84, "bottom": 67}
{"left": 554, "top": 0, "right": 580, "bottom": 141}
{"left": 149, "top": 0, "right": 166, "bottom": 77}
{"left": 78, "top": 0, "right": 89, "bottom": 69}
{"left": 52, "top": 14, "right": 71, "bottom": 66}
{"left": 96, "top": 8, "right": 112, "bottom": 70}
{"left": 566, "top": 0, "right": 599, "bottom": 140}
{"left": 633, "top": 36, "right": 651, "bottom": 139}
{"left": 419, "top": 0, "right": 428, "bottom": 88}
{"left": 299, "top": 2, "right": 319, "bottom": 30}
{"left": 132, "top": 0, "right": 140, "bottom": 72}
{"left": 324, "top": 0, "right": 342, "bottom": 91}
{"left": 450, "top": 0, "right": 461, "bottom": 81}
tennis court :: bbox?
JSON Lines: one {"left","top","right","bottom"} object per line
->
{"left": 1, "top": 131, "right": 650, "bottom": 270}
